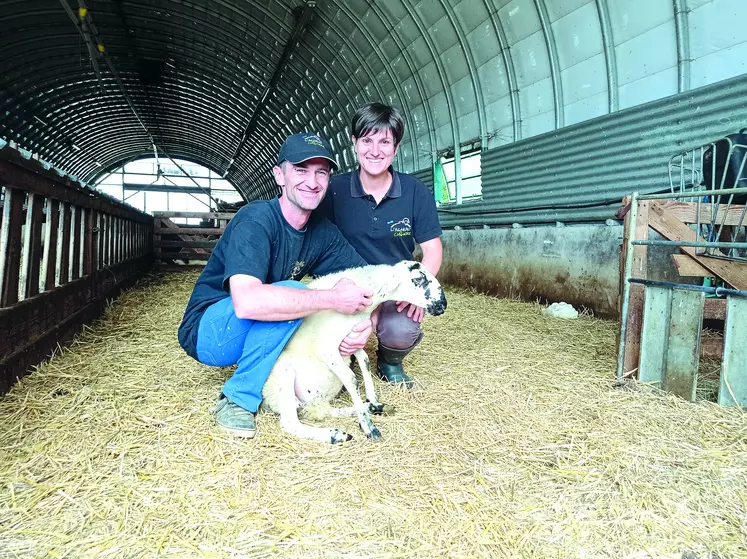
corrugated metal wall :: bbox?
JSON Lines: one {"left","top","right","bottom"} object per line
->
{"left": 432, "top": 73, "right": 747, "bottom": 229}
{"left": 412, "top": 167, "right": 433, "bottom": 193}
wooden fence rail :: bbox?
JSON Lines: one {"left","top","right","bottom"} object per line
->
{"left": 152, "top": 211, "right": 236, "bottom": 269}
{"left": 0, "top": 146, "right": 154, "bottom": 393}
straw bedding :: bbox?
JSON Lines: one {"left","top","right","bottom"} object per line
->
{"left": 0, "top": 271, "right": 745, "bottom": 558}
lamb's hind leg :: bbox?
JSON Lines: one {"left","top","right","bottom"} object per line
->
{"left": 275, "top": 368, "right": 352, "bottom": 444}
{"left": 323, "top": 352, "right": 382, "bottom": 440}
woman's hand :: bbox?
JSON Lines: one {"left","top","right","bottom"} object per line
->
{"left": 339, "top": 318, "right": 374, "bottom": 356}
{"left": 395, "top": 301, "right": 425, "bottom": 322}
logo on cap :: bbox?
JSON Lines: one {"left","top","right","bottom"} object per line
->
{"left": 304, "top": 135, "right": 325, "bottom": 148}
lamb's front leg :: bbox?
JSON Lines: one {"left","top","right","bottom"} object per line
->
{"left": 323, "top": 351, "right": 382, "bottom": 440}
{"left": 354, "top": 349, "right": 379, "bottom": 404}
{"left": 354, "top": 349, "right": 394, "bottom": 416}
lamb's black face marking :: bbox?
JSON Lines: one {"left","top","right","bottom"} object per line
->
{"left": 411, "top": 271, "right": 430, "bottom": 296}
{"left": 427, "top": 290, "right": 447, "bottom": 316}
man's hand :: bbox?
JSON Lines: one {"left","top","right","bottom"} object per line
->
{"left": 396, "top": 301, "right": 425, "bottom": 323}
{"left": 339, "top": 318, "right": 374, "bottom": 356}
{"left": 331, "top": 279, "right": 373, "bottom": 314}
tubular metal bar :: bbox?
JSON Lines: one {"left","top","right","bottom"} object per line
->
{"left": 632, "top": 240, "right": 747, "bottom": 249}
{"left": 628, "top": 278, "right": 747, "bottom": 298}
{"left": 638, "top": 187, "right": 747, "bottom": 200}
{"left": 616, "top": 192, "right": 639, "bottom": 381}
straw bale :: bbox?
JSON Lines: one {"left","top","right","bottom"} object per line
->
{"left": 0, "top": 271, "right": 746, "bottom": 559}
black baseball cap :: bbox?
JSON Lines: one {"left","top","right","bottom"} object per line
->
{"left": 277, "top": 132, "right": 338, "bottom": 170}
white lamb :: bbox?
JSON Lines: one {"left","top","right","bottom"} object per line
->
{"left": 260, "top": 260, "right": 447, "bottom": 443}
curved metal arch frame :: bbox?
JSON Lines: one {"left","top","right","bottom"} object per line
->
{"left": 594, "top": 0, "right": 619, "bottom": 112}
{"left": 673, "top": 0, "right": 691, "bottom": 93}
{"left": 128, "top": 2, "right": 389, "bottom": 182}
{"left": 434, "top": 0, "right": 488, "bottom": 146}
{"left": 314, "top": 0, "right": 426, "bottom": 169}
{"left": 381, "top": 1, "right": 460, "bottom": 177}
{"left": 482, "top": 0, "right": 522, "bottom": 142}
{"left": 8, "top": 44, "right": 357, "bottom": 195}
{"left": 192, "top": 0, "right": 389, "bottom": 171}
{"left": 10, "top": 62, "right": 256, "bottom": 129}
{"left": 533, "top": 0, "right": 564, "bottom": 129}
{"left": 357, "top": 1, "right": 439, "bottom": 169}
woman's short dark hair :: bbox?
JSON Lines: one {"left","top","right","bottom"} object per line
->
{"left": 351, "top": 102, "right": 405, "bottom": 146}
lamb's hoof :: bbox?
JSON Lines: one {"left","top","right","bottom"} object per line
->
{"left": 367, "top": 402, "right": 395, "bottom": 415}
{"left": 366, "top": 427, "right": 382, "bottom": 440}
{"left": 330, "top": 429, "right": 353, "bottom": 444}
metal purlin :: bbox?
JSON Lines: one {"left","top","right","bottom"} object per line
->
{"left": 325, "top": 0, "right": 432, "bottom": 171}
{"left": 483, "top": 0, "right": 522, "bottom": 142}
{"left": 264, "top": 8, "right": 409, "bottom": 165}
{"left": 225, "top": 1, "right": 315, "bottom": 176}
{"left": 385, "top": 0, "right": 462, "bottom": 200}
{"left": 210, "top": 1, "right": 402, "bottom": 190}
{"left": 132, "top": 1, "right": 357, "bottom": 191}
{"left": 594, "top": 0, "right": 619, "bottom": 112}
{"left": 673, "top": 0, "right": 692, "bottom": 93}
{"left": 363, "top": 2, "right": 438, "bottom": 171}
{"left": 533, "top": 0, "right": 564, "bottom": 129}
{"left": 222, "top": 0, "right": 415, "bottom": 177}
{"left": 60, "top": 0, "right": 348, "bottom": 192}
{"left": 0, "top": 79, "right": 87, "bottom": 161}
{"left": 435, "top": 0, "right": 488, "bottom": 148}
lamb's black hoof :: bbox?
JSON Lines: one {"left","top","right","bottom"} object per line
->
{"left": 367, "top": 427, "right": 382, "bottom": 440}
{"left": 367, "top": 402, "right": 395, "bottom": 415}
{"left": 330, "top": 429, "right": 352, "bottom": 444}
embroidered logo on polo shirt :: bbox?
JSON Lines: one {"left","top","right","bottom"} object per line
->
{"left": 389, "top": 218, "right": 412, "bottom": 237}
{"left": 304, "top": 135, "right": 324, "bottom": 148}
{"left": 289, "top": 261, "right": 305, "bottom": 280}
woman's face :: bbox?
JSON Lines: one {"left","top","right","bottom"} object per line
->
{"left": 353, "top": 128, "right": 399, "bottom": 178}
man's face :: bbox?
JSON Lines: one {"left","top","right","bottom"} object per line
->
{"left": 353, "top": 128, "right": 399, "bottom": 178}
{"left": 273, "top": 158, "right": 332, "bottom": 211}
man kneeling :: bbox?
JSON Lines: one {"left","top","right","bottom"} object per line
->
{"left": 178, "top": 133, "right": 373, "bottom": 439}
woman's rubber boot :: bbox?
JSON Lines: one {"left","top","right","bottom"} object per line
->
{"left": 376, "top": 344, "right": 415, "bottom": 389}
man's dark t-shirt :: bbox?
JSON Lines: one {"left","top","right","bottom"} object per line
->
{"left": 178, "top": 197, "right": 366, "bottom": 359}
{"left": 318, "top": 168, "right": 442, "bottom": 265}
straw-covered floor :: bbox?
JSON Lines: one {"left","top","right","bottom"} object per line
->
{"left": 1, "top": 272, "right": 746, "bottom": 559}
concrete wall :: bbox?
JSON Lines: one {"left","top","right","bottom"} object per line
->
{"left": 439, "top": 224, "right": 624, "bottom": 318}
{"left": 439, "top": 224, "right": 703, "bottom": 318}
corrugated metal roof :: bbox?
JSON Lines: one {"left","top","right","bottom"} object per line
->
{"left": 438, "top": 73, "right": 747, "bottom": 227}
{"left": 2, "top": 0, "right": 747, "bottom": 206}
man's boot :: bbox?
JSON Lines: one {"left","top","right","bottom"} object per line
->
{"left": 376, "top": 344, "right": 415, "bottom": 389}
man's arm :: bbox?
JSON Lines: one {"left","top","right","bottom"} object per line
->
{"left": 230, "top": 274, "right": 372, "bottom": 321}
{"left": 420, "top": 237, "right": 443, "bottom": 276}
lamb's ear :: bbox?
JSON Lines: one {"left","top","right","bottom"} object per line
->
{"left": 377, "top": 275, "right": 401, "bottom": 296}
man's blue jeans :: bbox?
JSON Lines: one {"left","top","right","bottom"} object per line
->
{"left": 195, "top": 280, "right": 306, "bottom": 413}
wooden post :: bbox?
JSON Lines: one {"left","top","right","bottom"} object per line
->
{"left": 83, "top": 208, "right": 94, "bottom": 276}
{"left": 1, "top": 188, "right": 25, "bottom": 306}
{"left": 43, "top": 199, "right": 60, "bottom": 291}
{"left": 58, "top": 202, "right": 71, "bottom": 285}
{"left": 718, "top": 297, "right": 747, "bottom": 407}
{"left": 27, "top": 194, "right": 44, "bottom": 298}
{"left": 71, "top": 204, "right": 82, "bottom": 280}
{"left": 622, "top": 199, "right": 650, "bottom": 376}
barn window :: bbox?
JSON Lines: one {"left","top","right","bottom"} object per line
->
{"left": 436, "top": 150, "right": 482, "bottom": 204}
{"left": 94, "top": 158, "right": 242, "bottom": 225}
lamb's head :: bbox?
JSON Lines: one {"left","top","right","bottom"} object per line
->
{"left": 378, "top": 260, "right": 447, "bottom": 316}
